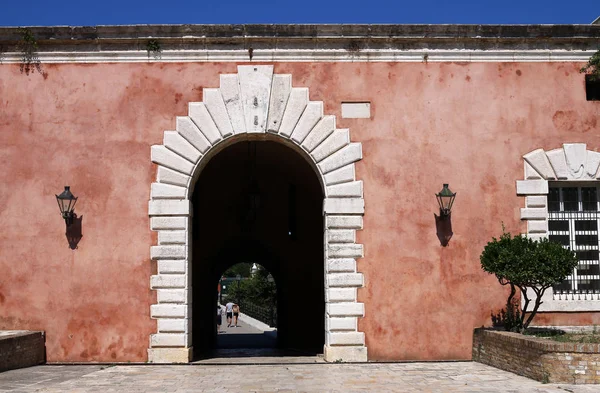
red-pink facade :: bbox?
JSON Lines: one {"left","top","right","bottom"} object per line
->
{"left": 1, "top": 25, "right": 599, "bottom": 362}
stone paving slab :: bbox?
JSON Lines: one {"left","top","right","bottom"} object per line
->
{"left": 1, "top": 362, "right": 599, "bottom": 392}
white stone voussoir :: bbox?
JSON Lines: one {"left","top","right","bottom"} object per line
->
{"left": 266, "top": 74, "right": 292, "bottom": 134}
{"left": 290, "top": 101, "right": 323, "bottom": 144}
{"left": 278, "top": 88, "right": 309, "bottom": 137}
{"left": 324, "top": 164, "right": 355, "bottom": 185}
{"left": 151, "top": 145, "right": 195, "bottom": 175}
{"left": 163, "top": 131, "right": 202, "bottom": 163}
{"left": 302, "top": 115, "right": 336, "bottom": 153}
{"left": 157, "top": 166, "right": 191, "bottom": 188}
{"left": 149, "top": 65, "right": 367, "bottom": 362}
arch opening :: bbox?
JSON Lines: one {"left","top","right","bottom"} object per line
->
{"left": 148, "top": 65, "right": 367, "bottom": 363}
{"left": 191, "top": 140, "right": 325, "bottom": 357}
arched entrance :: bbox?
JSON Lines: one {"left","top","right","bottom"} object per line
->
{"left": 148, "top": 65, "right": 367, "bottom": 363}
{"left": 192, "top": 140, "right": 325, "bottom": 356}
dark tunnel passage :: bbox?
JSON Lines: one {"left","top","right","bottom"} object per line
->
{"left": 191, "top": 139, "right": 325, "bottom": 358}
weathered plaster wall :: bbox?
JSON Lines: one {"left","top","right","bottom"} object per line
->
{"left": 0, "top": 61, "right": 598, "bottom": 362}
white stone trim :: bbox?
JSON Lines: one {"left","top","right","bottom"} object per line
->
{"left": 0, "top": 49, "right": 596, "bottom": 64}
{"left": 517, "top": 143, "right": 600, "bottom": 312}
{"left": 148, "top": 65, "right": 367, "bottom": 363}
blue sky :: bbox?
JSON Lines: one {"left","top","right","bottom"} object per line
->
{"left": 0, "top": 0, "right": 598, "bottom": 26}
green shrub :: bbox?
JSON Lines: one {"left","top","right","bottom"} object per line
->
{"left": 481, "top": 232, "right": 577, "bottom": 331}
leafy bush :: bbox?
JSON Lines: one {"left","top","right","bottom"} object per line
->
{"left": 481, "top": 232, "right": 577, "bottom": 331}
{"left": 580, "top": 50, "right": 600, "bottom": 81}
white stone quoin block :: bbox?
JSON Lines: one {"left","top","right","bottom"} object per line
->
{"left": 150, "top": 245, "right": 187, "bottom": 260}
{"left": 150, "top": 274, "right": 187, "bottom": 289}
{"left": 341, "top": 102, "right": 371, "bottom": 119}
{"left": 158, "top": 230, "right": 187, "bottom": 245}
{"left": 327, "top": 181, "right": 363, "bottom": 198}
{"left": 526, "top": 195, "right": 547, "bottom": 208}
{"left": 157, "top": 289, "right": 187, "bottom": 304}
{"left": 158, "top": 318, "right": 188, "bottom": 333}
{"left": 158, "top": 260, "right": 186, "bottom": 274}
{"left": 326, "top": 287, "right": 357, "bottom": 302}
{"left": 516, "top": 180, "right": 548, "bottom": 195}
{"left": 150, "top": 304, "right": 187, "bottom": 318}
{"left": 150, "top": 217, "right": 188, "bottom": 230}
{"left": 150, "top": 333, "right": 189, "bottom": 347}
{"left": 148, "top": 200, "right": 191, "bottom": 216}
{"left": 328, "top": 244, "right": 364, "bottom": 258}
{"left": 326, "top": 215, "right": 363, "bottom": 229}
{"left": 327, "top": 258, "right": 357, "bottom": 273}
{"left": 327, "top": 317, "right": 357, "bottom": 331}
{"left": 327, "top": 302, "right": 364, "bottom": 317}
{"left": 323, "top": 198, "right": 364, "bottom": 214}
{"left": 327, "top": 332, "right": 365, "bottom": 346}
{"left": 527, "top": 220, "right": 548, "bottom": 234}
{"left": 520, "top": 207, "right": 548, "bottom": 220}
{"left": 327, "top": 230, "right": 356, "bottom": 243}
{"left": 327, "top": 273, "right": 364, "bottom": 287}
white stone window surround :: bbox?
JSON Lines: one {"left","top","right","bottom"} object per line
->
{"left": 517, "top": 143, "right": 600, "bottom": 312}
{"left": 148, "top": 65, "right": 367, "bottom": 363}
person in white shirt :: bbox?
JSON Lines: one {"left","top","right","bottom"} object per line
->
{"left": 225, "top": 302, "right": 234, "bottom": 327}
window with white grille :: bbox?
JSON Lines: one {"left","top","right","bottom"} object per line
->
{"left": 548, "top": 185, "right": 600, "bottom": 297}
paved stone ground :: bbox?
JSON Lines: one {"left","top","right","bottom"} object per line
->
{"left": 1, "top": 362, "right": 600, "bottom": 392}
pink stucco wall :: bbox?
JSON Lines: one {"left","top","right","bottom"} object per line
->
{"left": 0, "top": 61, "right": 598, "bottom": 362}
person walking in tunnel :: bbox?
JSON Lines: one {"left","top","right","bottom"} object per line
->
{"left": 216, "top": 304, "right": 223, "bottom": 333}
{"left": 225, "top": 301, "right": 234, "bottom": 327}
{"left": 232, "top": 303, "right": 240, "bottom": 327}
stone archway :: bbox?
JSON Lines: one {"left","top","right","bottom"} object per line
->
{"left": 147, "top": 65, "right": 367, "bottom": 363}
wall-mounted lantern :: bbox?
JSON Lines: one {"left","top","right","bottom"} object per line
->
{"left": 436, "top": 183, "right": 456, "bottom": 218}
{"left": 55, "top": 186, "right": 78, "bottom": 226}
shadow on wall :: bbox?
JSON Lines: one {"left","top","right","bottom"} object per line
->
{"left": 66, "top": 215, "right": 83, "bottom": 250}
{"left": 434, "top": 213, "right": 453, "bottom": 247}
